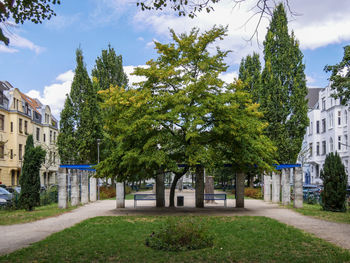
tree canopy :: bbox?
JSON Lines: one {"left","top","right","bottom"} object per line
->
{"left": 0, "top": 0, "right": 60, "bottom": 45}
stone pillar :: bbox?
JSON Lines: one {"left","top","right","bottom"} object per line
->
{"left": 236, "top": 172, "right": 245, "bottom": 208}
{"left": 195, "top": 166, "right": 204, "bottom": 208}
{"left": 263, "top": 173, "right": 271, "bottom": 202}
{"left": 205, "top": 176, "right": 214, "bottom": 203}
{"left": 71, "top": 169, "right": 80, "bottom": 206}
{"left": 294, "top": 166, "right": 303, "bottom": 208}
{"left": 271, "top": 172, "right": 280, "bottom": 203}
{"left": 116, "top": 182, "right": 125, "bottom": 208}
{"left": 58, "top": 168, "right": 68, "bottom": 209}
{"left": 156, "top": 173, "right": 165, "bottom": 207}
{"left": 89, "top": 175, "right": 97, "bottom": 202}
{"left": 281, "top": 169, "right": 291, "bottom": 205}
{"left": 177, "top": 177, "right": 183, "bottom": 191}
{"left": 81, "top": 170, "right": 89, "bottom": 204}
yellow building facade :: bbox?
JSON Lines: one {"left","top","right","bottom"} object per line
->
{"left": 0, "top": 81, "right": 59, "bottom": 187}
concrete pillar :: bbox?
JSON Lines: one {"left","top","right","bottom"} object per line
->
{"left": 58, "top": 168, "right": 68, "bottom": 209}
{"left": 81, "top": 170, "right": 89, "bottom": 204}
{"left": 271, "top": 172, "right": 280, "bottom": 203}
{"left": 293, "top": 166, "right": 303, "bottom": 208}
{"left": 205, "top": 176, "right": 214, "bottom": 203}
{"left": 281, "top": 169, "right": 291, "bottom": 205}
{"left": 89, "top": 175, "right": 97, "bottom": 202}
{"left": 263, "top": 174, "right": 271, "bottom": 202}
{"left": 116, "top": 182, "right": 125, "bottom": 208}
{"left": 195, "top": 166, "right": 204, "bottom": 208}
{"left": 236, "top": 172, "right": 245, "bottom": 208}
{"left": 71, "top": 169, "right": 80, "bottom": 206}
{"left": 156, "top": 173, "right": 165, "bottom": 207}
{"left": 177, "top": 176, "right": 183, "bottom": 191}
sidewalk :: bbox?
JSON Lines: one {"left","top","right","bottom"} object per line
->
{"left": 1, "top": 197, "right": 350, "bottom": 255}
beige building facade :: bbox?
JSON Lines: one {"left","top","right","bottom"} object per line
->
{"left": 0, "top": 81, "right": 59, "bottom": 187}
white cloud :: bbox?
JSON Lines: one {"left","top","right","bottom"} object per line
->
{"left": 123, "top": 65, "right": 148, "bottom": 86}
{"left": 0, "top": 44, "right": 18, "bottom": 53}
{"left": 8, "top": 34, "right": 44, "bottom": 54}
{"left": 219, "top": 71, "right": 238, "bottom": 84}
{"left": 306, "top": 75, "right": 315, "bottom": 84}
{"left": 45, "top": 14, "right": 81, "bottom": 30}
{"left": 26, "top": 70, "right": 74, "bottom": 119}
{"left": 137, "top": 36, "right": 144, "bottom": 41}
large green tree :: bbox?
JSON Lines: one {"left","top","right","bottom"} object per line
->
{"left": 324, "top": 45, "right": 350, "bottom": 105}
{"left": 19, "top": 135, "right": 46, "bottom": 211}
{"left": 58, "top": 48, "right": 101, "bottom": 164}
{"left": 0, "top": 0, "right": 60, "bottom": 45}
{"left": 260, "top": 3, "right": 308, "bottom": 164}
{"left": 97, "top": 26, "right": 276, "bottom": 206}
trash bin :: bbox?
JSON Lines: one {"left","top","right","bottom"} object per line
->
{"left": 177, "top": 196, "right": 184, "bottom": 206}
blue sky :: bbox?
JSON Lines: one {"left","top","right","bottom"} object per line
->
{"left": 0, "top": 0, "right": 349, "bottom": 118}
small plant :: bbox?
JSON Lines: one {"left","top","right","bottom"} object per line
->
{"left": 145, "top": 217, "right": 214, "bottom": 251}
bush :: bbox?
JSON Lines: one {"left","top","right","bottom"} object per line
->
{"left": 321, "top": 152, "right": 348, "bottom": 212}
{"left": 146, "top": 217, "right": 214, "bottom": 251}
{"left": 100, "top": 186, "right": 116, "bottom": 199}
{"left": 244, "top": 187, "right": 262, "bottom": 199}
{"left": 125, "top": 185, "right": 132, "bottom": 195}
{"left": 40, "top": 186, "right": 58, "bottom": 206}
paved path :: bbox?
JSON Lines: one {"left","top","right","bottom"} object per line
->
{"left": 1, "top": 194, "right": 350, "bottom": 255}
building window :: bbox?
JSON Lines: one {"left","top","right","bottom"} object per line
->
{"left": 345, "top": 135, "right": 348, "bottom": 148}
{"left": 330, "top": 137, "right": 333, "bottom": 152}
{"left": 309, "top": 143, "right": 313, "bottom": 157}
{"left": 345, "top": 160, "right": 349, "bottom": 174}
{"left": 36, "top": 128, "right": 40, "bottom": 141}
{"left": 329, "top": 112, "right": 334, "bottom": 128}
{"left": 316, "top": 121, "right": 320, "bottom": 134}
{"left": 338, "top": 111, "right": 341, "bottom": 126}
{"left": 338, "top": 136, "right": 342, "bottom": 150}
{"left": 322, "top": 97, "right": 326, "bottom": 110}
{"left": 19, "top": 144, "right": 22, "bottom": 160}
{"left": 24, "top": 120, "right": 28, "bottom": 134}
{"left": 54, "top": 132, "right": 56, "bottom": 142}
{"left": 19, "top": 118, "right": 23, "bottom": 133}
{"left": 344, "top": 110, "right": 348, "bottom": 126}
{"left": 316, "top": 164, "right": 319, "bottom": 178}
{"left": 322, "top": 141, "right": 326, "bottom": 155}
{"left": 0, "top": 145, "right": 4, "bottom": 158}
{"left": 10, "top": 149, "right": 13, "bottom": 159}
{"left": 10, "top": 122, "right": 13, "bottom": 132}
{"left": 50, "top": 131, "right": 52, "bottom": 143}
{"left": 0, "top": 114, "right": 4, "bottom": 131}
{"left": 53, "top": 152, "right": 56, "bottom": 164}
{"left": 322, "top": 118, "right": 326, "bottom": 133}
{"left": 316, "top": 142, "right": 320, "bottom": 156}
{"left": 49, "top": 151, "right": 52, "bottom": 163}
{"left": 43, "top": 133, "right": 46, "bottom": 142}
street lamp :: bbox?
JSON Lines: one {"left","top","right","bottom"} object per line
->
{"left": 97, "top": 139, "right": 101, "bottom": 200}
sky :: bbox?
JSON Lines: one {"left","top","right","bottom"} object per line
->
{"left": 0, "top": 0, "right": 349, "bottom": 119}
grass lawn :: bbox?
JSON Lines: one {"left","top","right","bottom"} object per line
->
{"left": 1, "top": 216, "right": 350, "bottom": 263}
{"left": 0, "top": 204, "right": 76, "bottom": 225}
{"left": 288, "top": 203, "right": 350, "bottom": 224}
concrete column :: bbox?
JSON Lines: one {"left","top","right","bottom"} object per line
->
{"left": 156, "top": 173, "right": 165, "bottom": 207}
{"left": 58, "top": 168, "right": 68, "bottom": 209}
{"left": 89, "top": 175, "right": 97, "bottom": 202}
{"left": 271, "top": 172, "right": 280, "bottom": 203}
{"left": 236, "top": 172, "right": 245, "bottom": 208}
{"left": 81, "top": 170, "right": 89, "bottom": 204}
{"left": 293, "top": 166, "right": 303, "bottom": 208}
{"left": 205, "top": 176, "right": 214, "bottom": 203}
{"left": 116, "top": 182, "right": 125, "bottom": 208}
{"left": 195, "top": 166, "right": 204, "bottom": 208}
{"left": 263, "top": 174, "right": 271, "bottom": 202}
{"left": 281, "top": 169, "right": 291, "bottom": 205}
{"left": 71, "top": 169, "right": 80, "bottom": 206}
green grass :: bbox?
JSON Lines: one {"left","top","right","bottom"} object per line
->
{"left": 1, "top": 216, "right": 350, "bottom": 263}
{"left": 0, "top": 204, "right": 76, "bottom": 225}
{"left": 288, "top": 203, "right": 350, "bottom": 224}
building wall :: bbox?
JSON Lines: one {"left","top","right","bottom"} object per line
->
{"left": 302, "top": 85, "right": 350, "bottom": 185}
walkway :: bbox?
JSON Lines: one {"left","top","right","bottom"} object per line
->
{"left": 1, "top": 196, "right": 350, "bottom": 255}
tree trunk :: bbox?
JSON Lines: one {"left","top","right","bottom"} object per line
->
{"left": 195, "top": 166, "right": 204, "bottom": 208}
{"left": 169, "top": 173, "right": 182, "bottom": 207}
{"left": 156, "top": 173, "right": 165, "bottom": 207}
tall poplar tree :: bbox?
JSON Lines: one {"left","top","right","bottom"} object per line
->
{"left": 261, "top": 3, "right": 308, "bottom": 164}
{"left": 58, "top": 48, "right": 101, "bottom": 164}
{"left": 238, "top": 52, "right": 261, "bottom": 103}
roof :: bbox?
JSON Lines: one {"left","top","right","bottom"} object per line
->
{"left": 306, "top": 88, "right": 323, "bottom": 108}
{"left": 0, "top": 81, "right": 13, "bottom": 90}
{"left": 18, "top": 91, "right": 41, "bottom": 114}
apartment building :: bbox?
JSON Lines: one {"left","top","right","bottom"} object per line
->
{"left": 0, "top": 81, "right": 59, "bottom": 187}
{"left": 301, "top": 85, "right": 350, "bottom": 185}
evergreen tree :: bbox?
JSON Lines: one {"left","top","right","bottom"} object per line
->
{"left": 57, "top": 48, "right": 101, "bottom": 164}
{"left": 261, "top": 3, "right": 308, "bottom": 164}
{"left": 320, "top": 152, "right": 348, "bottom": 212}
{"left": 238, "top": 52, "right": 261, "bottom": 103}
{"left": 19, "top": 135, "right": 46, "bottom": 211}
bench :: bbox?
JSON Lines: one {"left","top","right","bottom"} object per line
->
{"left": 204, "top": 193, "right": 227, "bottom": 207}
{"left": 134, "top": 194, "right": 156, "bottom": 208}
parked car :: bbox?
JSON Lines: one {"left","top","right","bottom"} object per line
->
{"left": 6, "top": 186, "right": 21, "bottom": 194}
{"left": 0, "top": 187, "right": 13, "bottom": 206}
{"left": 303, "top": 184, "right": 322, "bottom": 202}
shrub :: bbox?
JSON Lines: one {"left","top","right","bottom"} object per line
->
{"left": 99, "top": 186, "right": 116, "bottom": 199}
{"left": 125, "top": 185, "right": 132, "bottom": 195}
{"left": 320, "top": 152, "right": 348, "bottom": 212}
{"left": 40, "top": 186, "right": 58, "bottom": 206}
{"left": 244, "top": 187, "right": 262, "bottom": 199}
{"left": 146, "top": 217, "right": 214, "bottom": 251}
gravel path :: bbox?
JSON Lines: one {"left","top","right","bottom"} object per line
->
{"left": 1, "top": 193, "right": 350, "bottom": 255}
